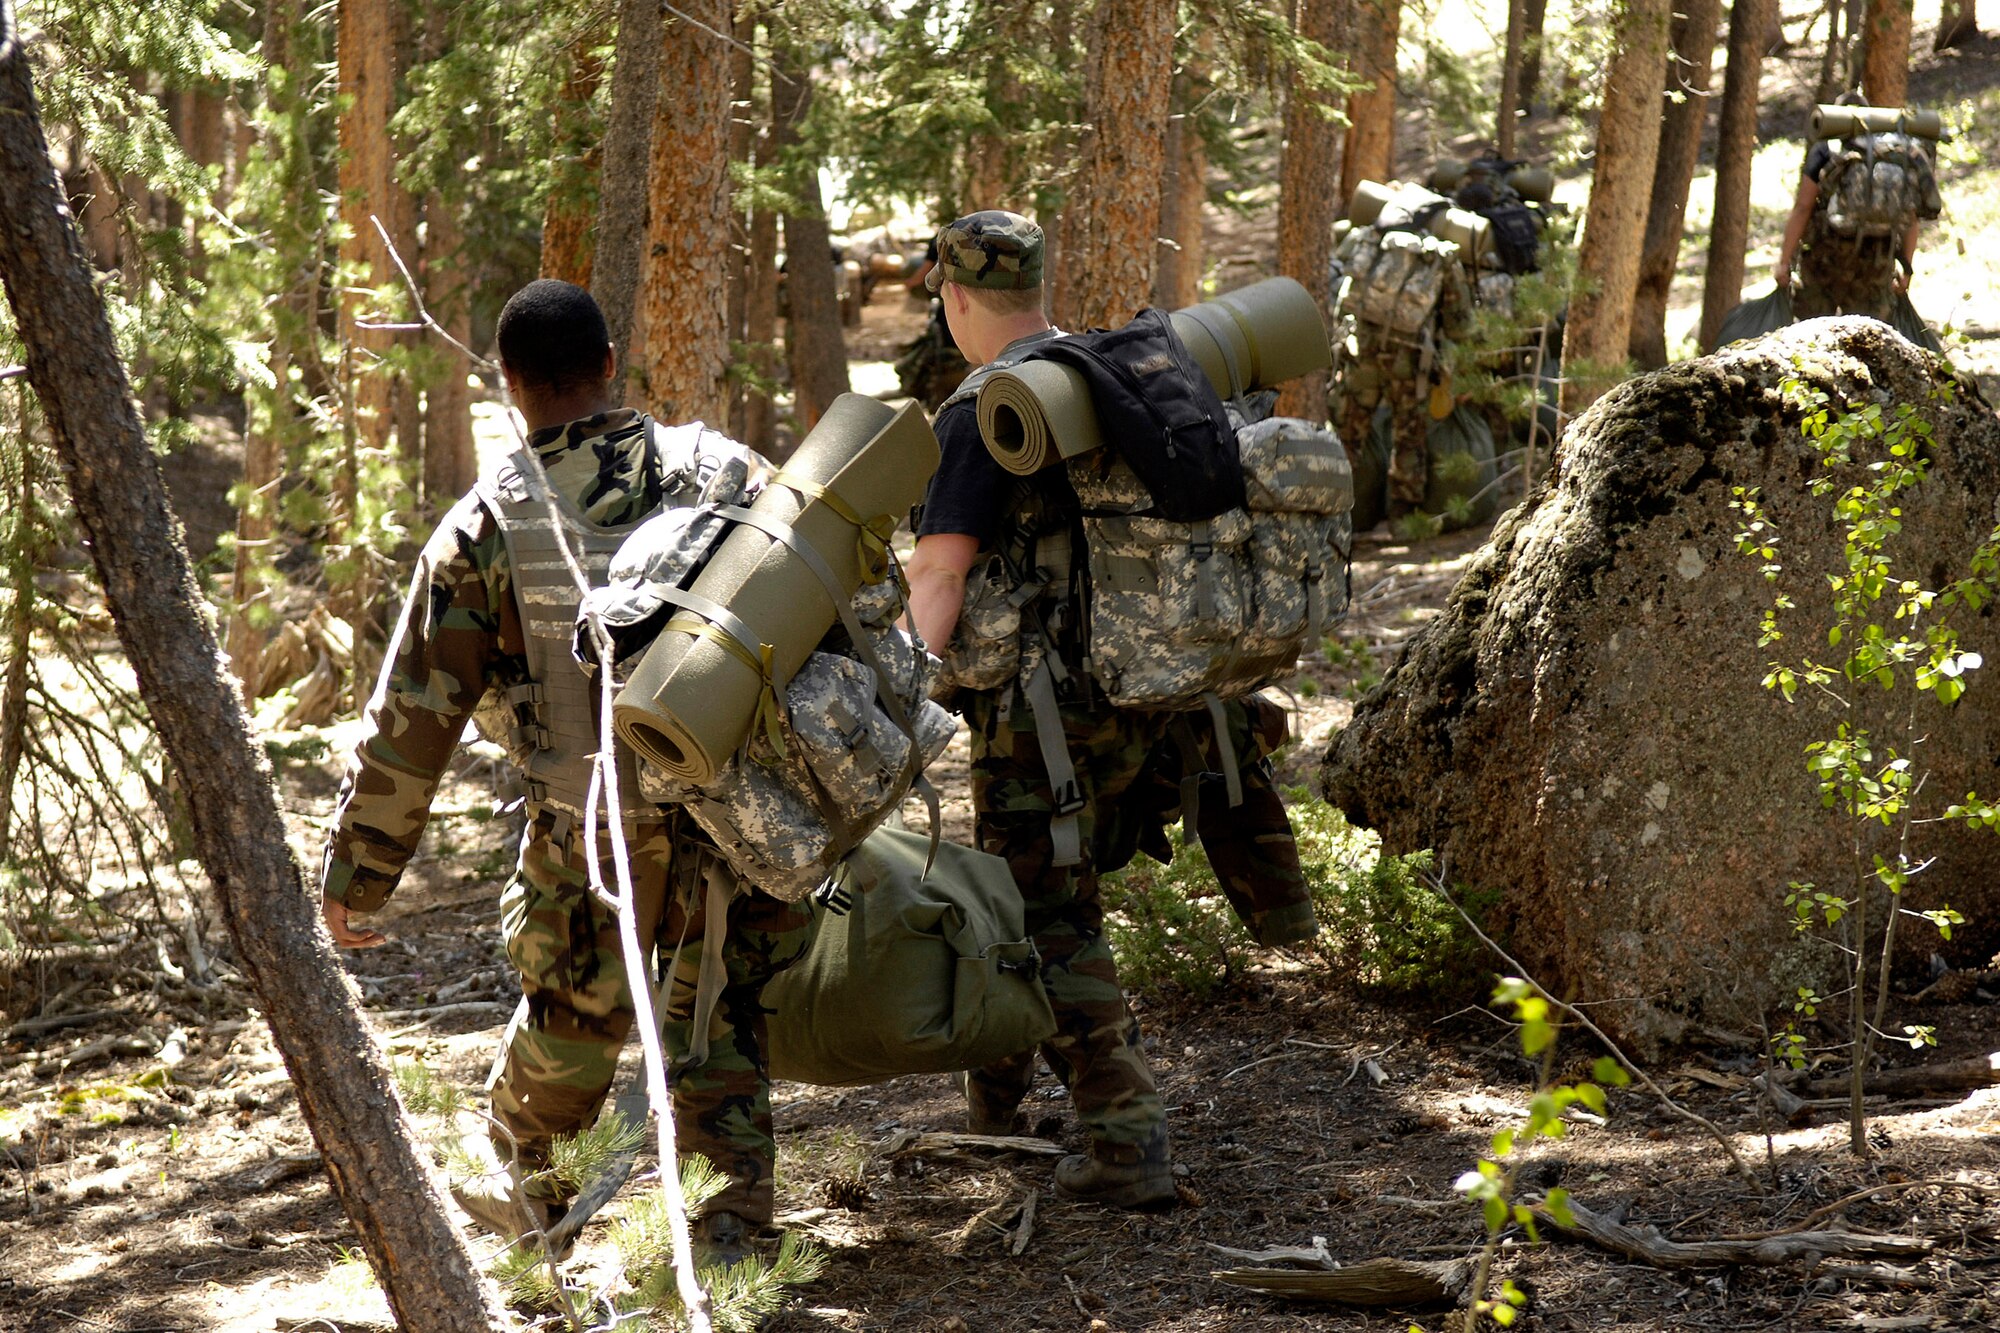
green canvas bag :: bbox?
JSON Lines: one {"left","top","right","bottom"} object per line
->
{"left": 763, "top": 825, "right": 1057, "bottom": 1087}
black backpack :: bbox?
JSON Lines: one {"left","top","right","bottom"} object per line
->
{"left": 1031, "top": 309, "right": 1245, "bottom": 523}
{"left": 1455, "top": 156, "right": 1542, "bottom": 274}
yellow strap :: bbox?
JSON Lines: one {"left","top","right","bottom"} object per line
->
{"left": 662, "top": 615, "right": 788, "bottom": 758}
{"left": 771, "top": 470, "right": 896, "bottom": 583}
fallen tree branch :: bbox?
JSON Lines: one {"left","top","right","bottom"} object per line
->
{"left": 1538, "top": 1196, "right": 1932, "bottom": 1268}
{"left": 3, "top": 1008, "right": 119, "bottom": 1040}
{"left": 1724, "top": 1178, "right": 2000, "bottom": 1240}
{"left": 1784, "top": 1053, "right": 2000, "bottom": 1098}
{"left": 882, "top": 1129, "right": 1067, "bottom": 1158}
{"left": 1211, "top": 1257, "right": 1472, "bottom": 1307}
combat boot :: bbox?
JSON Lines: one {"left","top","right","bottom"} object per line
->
{"left": 450, "top": 1173, "right": 572, "bottom": 1259}
{"left": 695, "top": 1209, "right": 750, "bottom": 1267}
{"left": 1053, "top": 1129, "right": 1176, "bottom": 1210}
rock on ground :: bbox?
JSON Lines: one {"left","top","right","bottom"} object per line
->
{"left": 1321, "top": 318, "right": 2000, "bottom": 1054}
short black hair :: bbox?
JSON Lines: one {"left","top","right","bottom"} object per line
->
{"left": 496, "top": 279, "right": 612, "bottom": 394}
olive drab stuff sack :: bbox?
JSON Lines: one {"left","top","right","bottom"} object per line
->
{"left": 762, "top": 825, "right": 1057, "bottom": 1086}
{"left": 1708, "top": 284, "right": 1796, "bottom": 353}
{"left": 1819, "top": 132, "right": 1943, "bottom": 239}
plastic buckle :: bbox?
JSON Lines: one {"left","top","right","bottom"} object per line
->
{"left": 1051, "top": 779, "right": 1086, "bottom": 817}
{"left": 523, "top": 780, "right": 549, "bottom": 805}
{"left": 1190, "top": 540, "right": 1214, "bottom": 561}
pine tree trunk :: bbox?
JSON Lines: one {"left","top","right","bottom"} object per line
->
{"left": 0, "top": 16, "right": 503, "bottom": 1328}
{"left": 725, "top": 10, "right": 756, "bottom": 441}
{"left": 1935, "top": 0, "right": 1978, "bottom": 49}
{"left": 1499, "top": 0, "right": 1527, "bottom": 158}
{"left": 1341, "top": 0, "right": 1400, "bottom": 205}
{"left": 336, "top": 0, "right": 398, "bottom": 458}
{"left": 770, "top": 38, "right": 850, "bottom": 433}
{"left": 1698, "top": 0, "right": 1771, "bottom": 353}
{"left": 592, "top": 0, "right": 663, "bottom": 395}
{"left": 1860, "top": 0, "right": 1912, "bottom": 104}
{"left": 1520, "top": 0, "right": 1550, "bottom": 107}
{"left": 1559, "top": 0, "right": 1673, "bottom": 418}
{"left": 423, "top": 188, "right": 476, "bottom": 511}
{"left": 634, "top": 0, "right": 733, "bottom": 426}
{"left": 1277, "top": 0, "right": 1344, "bottom": 421}
{"left": 1155, "top": 64, "right": 1209, "bottom": 310}
{"left": 1629, "top": 0, "right": 1724, "bottom": 369}
{"left": 744, "top": 197, "right": 779, "bottom": 455}
{"left": 539, "top": 13, "right": 610, "bottom": 286}
{"left": 1059, "top": 0, "right": 1174, "bottom": 330}
{"left": 1817, "top": 0, "right": 1847, "bottom": 101}
{"left": 0, "top": 413, "right": 36, "bottom": 850}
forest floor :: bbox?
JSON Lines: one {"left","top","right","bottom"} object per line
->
{"left": 7, "top": 11, "right": 2000, "bottom": 1333}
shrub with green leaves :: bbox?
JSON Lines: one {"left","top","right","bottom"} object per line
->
{"left": 1101, "top": 789, "right": 1494, "bottom": 1003}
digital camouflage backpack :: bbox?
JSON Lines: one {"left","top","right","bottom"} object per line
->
{"left": 1819, "top": 132, "right": 1943, "bottom": 239}
{"left": 1336, "top": 227, "right": 1463, "bottom": 338}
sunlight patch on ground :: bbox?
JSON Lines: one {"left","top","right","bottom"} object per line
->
{"left": 848, "top": 359, "right": 901, "bottom": 399}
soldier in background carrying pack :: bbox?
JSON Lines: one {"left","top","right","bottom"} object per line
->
{"left": 319, "top": 280, "right": 811, "bottom": 1264}
{"left": 1332, "top": 193, "right": 1473, "bottom": 516}
{"left": 1775, "top": 97, "right": 1942, "bottom": 322}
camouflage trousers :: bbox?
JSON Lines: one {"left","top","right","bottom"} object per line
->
{"left": 1338, "top": 358, "right": 1429, "bottom": 508}
{"left": 493, "top": 811, "right": 815, "bottom": 1223}
{"left": 1796, "top": 238, "right": 1897, "bottom": 324}
{"left": 961, "top": 690, "right": 1168, "bottom": 1148}
{"left": 1115, "top": 694, "right": 1317, "bottom": 947}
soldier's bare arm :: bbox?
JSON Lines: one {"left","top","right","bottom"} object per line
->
{"left": 1775, "top": 178, "right": 1820, "bottom": 286}
{"left": 906, "top": 531, "right": 979, "bottom": 650}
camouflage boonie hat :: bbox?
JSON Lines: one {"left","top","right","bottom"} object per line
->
{"left": 925, "top": 211, "right": 1044, "bottom": 292}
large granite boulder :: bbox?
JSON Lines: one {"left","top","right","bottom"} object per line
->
{"left": 1321, "top": 319, "right": 2000, "bottom": 1053}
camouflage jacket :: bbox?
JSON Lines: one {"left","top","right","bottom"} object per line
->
{"left": 321, "top": 409, "right": 667, "bottom": 912}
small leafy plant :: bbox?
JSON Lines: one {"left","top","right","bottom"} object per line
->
{"left": 1731, "top": 374, "right": 1997, "bottom": 1154}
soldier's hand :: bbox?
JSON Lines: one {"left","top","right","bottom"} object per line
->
{"left": 324, "top": 896, "right": 387, "bottom": 948}
{"left": 1894, "top": 265, "right": 1912, "bottom": 295}
{"left": 1774, "top": 260, "right": 1792, "bottom": 289}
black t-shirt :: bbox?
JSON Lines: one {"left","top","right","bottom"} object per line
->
{"left": 1803, "top": 140, "right": 1836, "bottom": 185}
{"left": 916, "top": 399, "right": 1015, "bottom": 546}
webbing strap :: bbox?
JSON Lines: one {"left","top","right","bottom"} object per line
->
{"left": 659, "top": 612, "right": 790, "bottom": 757}
{"left": 684, "top": 862, "right": 736, "bottom": 1070}
{"left": 1190, "top": 519, "right": 1219, "bottom": 622}
{"left": 1022, "top": 660, "right": 1084, "bottom": 868}
{"left": 1204, "top": 692, "right": 1243, "bottom": 810}
{"left": 653, "top": 586, "right": 771, "bottom": 688}
{"left": 713, "top": 502, "right": 942, "bottom": 872}
{"left": 771, "top": 471, "right": 896, "bottom": 581}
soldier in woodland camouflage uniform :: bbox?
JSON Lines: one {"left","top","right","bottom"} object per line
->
{"left": 320, "top": 280, "right": 810, "bottom": 1258}
{"left": 1335, "top": 238, "right": 1472, "bottom": 513}
{"left": 904, "top": 212, "right": 1177, "bottom": 1209}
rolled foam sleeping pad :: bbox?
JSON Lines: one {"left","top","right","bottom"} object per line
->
{"left": 611, "top": 394, "right": 939, "bottom": 787}
{"left": 1428, "top": 160, "right": 1468, "bottom": 194}
{"left": 1505, "top": 165, "right": 1555, "bottom": 203}
{"left": 1812, "top": 105, "right": 1944, "bottom": 140}
{"left": 975, "top": 276, "right": 1333, "bottom": 475}
{"left": 1429, "top": 207, "right": 1492, "bottom": 262}
{"left": 1348, "top": 180, "right": 1396, "bottom": 228}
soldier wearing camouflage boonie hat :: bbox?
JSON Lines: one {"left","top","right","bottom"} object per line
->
{"left": 925, "top": 210, "right": 1045, "bottom": 292}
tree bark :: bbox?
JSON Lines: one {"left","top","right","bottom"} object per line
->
{"left": 1698, "top": 0, "right": 1771, "bottom": 354}
{"left": 1629, "top": 0, "right": 1724, "bottom": 369}
{"left": 592, "top": 0, "right": 663, "bottom": 396}
{"left": 1155, "top": 66, "right": 1209, "bottom": 311}
{"left": 1341, "top": 0, "right": 1400, "bottom": 206}
{"left": 770, "top": 37, "right": 850, "bottom": 434}
{"left": 423, "top": 188, "right": 476, "bottom": 510}
{"left": 1058, "top": 0, "right": 1174, "bottom": 330}
{"left": 725, "top": 9, "right": 756, "bottom": 440}
{"left": 1860, "top": 0, "right": 1912, "bottom": 104}
{"left": 539, "top": 13, "right": 610, "bottom": 286}
{"left": 336, "top": 0, "right": 400, "bottom": 458}
{"left": 1520, "top": 0, "right": 1550, "bottom": 109}
{"left": 1277, "top": 0, "right": 1344, "bottom": 421}
{"left": 634, "top": 0, "right": 734, "bottom": 426}
{"left": 1559, "top": 0, "right": 1673, "bottom": 419}
{"left": 0, "top": 13, "right": 503, "bottom": 1328}
{"left": 744, "top": 194, "right": 779, "bottom": 455}
{"left": 1935, "top": 0, "right": 1978, "bottom": 49}
{"left": 1499, "top": 0, "right": 1527, "bottom": 158}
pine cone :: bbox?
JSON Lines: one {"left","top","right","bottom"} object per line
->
{"left": 823, "top": 1176, "right": 871, "bottom": 1211}
{"left": 1174, "top": 1181, "right": 1204, "bottom": 1209}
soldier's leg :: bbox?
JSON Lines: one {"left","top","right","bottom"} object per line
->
{"left": 969, "top": 703, "right": 1168, "bottom": 1150}
{"left": 1195, "top": 696, "right": 1316, "bottom": 947}
{"left": 654, "top": 843, "right": 816, "bottom": 1225}
{"left": 1385, "top": 378, "right": 1429, "bottom": 509}
{"left": 492, "top": 816, "right": 672, "bottom": 1201}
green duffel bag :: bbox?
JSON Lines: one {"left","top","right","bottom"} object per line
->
{"left": 1708, "top": 284, "right": 1795, "bottom": 353}
{"left": 1348, "top": 403, "right": 1391, "bottom": 534}
{"left": 763, "top": 825, "right": 1057, "bottom": 1087}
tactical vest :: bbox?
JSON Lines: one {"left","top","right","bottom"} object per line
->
{"left": 474, "top": 443, "right": 653, "bottom": 828}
